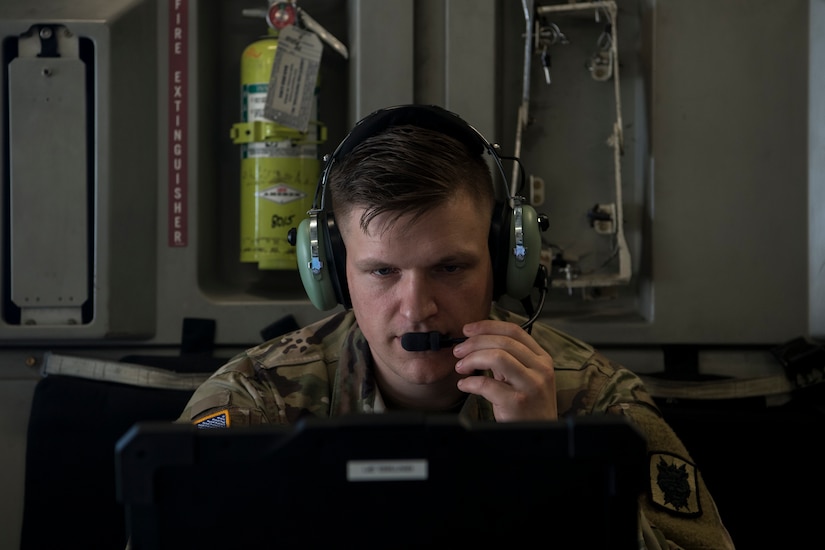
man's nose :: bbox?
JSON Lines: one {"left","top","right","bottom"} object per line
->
{"left": 398, "top": 273, "right": 437, "bottom": 322}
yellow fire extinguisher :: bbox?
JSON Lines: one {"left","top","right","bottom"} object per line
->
{"left": 230, "top": 1, "right": 328, "bottom": 270}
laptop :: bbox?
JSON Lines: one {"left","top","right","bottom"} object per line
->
{"left": 116, "top": 412, "right": 646, "bottom": 548}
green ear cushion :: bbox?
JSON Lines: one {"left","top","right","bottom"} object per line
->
{"left": 505, "top": 204, "right": 542, "bottom": 300}
{"left": 296, "top": 217, "right": 339, "bottom": 311}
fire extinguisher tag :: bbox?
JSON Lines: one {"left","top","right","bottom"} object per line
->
{"left": 264, "top": 25, "right": 323, "bottom": 133}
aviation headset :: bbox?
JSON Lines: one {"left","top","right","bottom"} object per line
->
{"left": 291, "top": 104, "right": 544, "bottom": 311}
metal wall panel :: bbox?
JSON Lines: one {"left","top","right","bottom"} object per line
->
{"left": 0, "top": 0, "right": 158, "bottom": 342}
{"left": 501, "top": 0, "right": 821, "bottom": 344}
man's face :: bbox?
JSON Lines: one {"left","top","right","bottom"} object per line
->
{"left": 340, "top": 189, "right": 494, "bottom": 395}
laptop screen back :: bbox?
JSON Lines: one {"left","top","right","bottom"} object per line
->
{"left": 116, "top": 413, "right": 646, "bottom": 548}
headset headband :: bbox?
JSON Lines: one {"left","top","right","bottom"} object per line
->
{"left": 312, "top": 104, "right": 509, "bottom": 213}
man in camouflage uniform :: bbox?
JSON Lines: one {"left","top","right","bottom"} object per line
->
{"left": 179, "top": 105, "right": 735, "bottom": 549}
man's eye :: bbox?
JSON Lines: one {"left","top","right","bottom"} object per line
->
{"left": 373, "top": 267, "right": 395, "bottom": 276}
{"left": 441, "top": 265, "right": 460, "bottom": 273}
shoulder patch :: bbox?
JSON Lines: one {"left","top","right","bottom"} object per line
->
{"left": 649, "top": 451, "right": 701, "bottom": 517}
{"left": 193, "top": 409, "right": 230, "bottom": 429}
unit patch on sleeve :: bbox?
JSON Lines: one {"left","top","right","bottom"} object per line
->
{"left": 649, "top": 451, "right": 701, "bottom": 517}
{"left": 193, "top": 409, "right": 230, "bottom": 429}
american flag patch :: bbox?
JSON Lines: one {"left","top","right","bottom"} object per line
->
{"left": 194, "top": 409, "right": 230, "bottom": 429}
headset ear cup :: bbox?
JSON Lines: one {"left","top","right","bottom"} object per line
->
{"left": 295, "top": 217, "right": 339, "bottom": 311}
{"left": 505, "top": 204, "right": 542, "bottom": 301}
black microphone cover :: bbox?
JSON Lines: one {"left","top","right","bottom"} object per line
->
{"left": 401, "top": 331, "right": 466, "bottom": 351}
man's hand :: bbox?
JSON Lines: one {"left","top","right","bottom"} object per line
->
{"left": 453, "top": 319, "right": 558, "bottom": 422}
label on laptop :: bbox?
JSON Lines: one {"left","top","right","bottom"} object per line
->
{"left": 347, "top": 459, "right": 428, "bottom": 481}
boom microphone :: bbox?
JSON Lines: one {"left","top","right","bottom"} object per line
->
{"left": 400, "top": 332, "right": 467, "bottom": 352}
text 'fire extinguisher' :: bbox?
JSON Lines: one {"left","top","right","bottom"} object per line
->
{"left": 230, "top": 1, "right": 348, "bottom": 270}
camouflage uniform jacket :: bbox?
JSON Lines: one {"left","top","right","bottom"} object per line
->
{"left": 178, "top": 308, "right": 735, "bottom": 550}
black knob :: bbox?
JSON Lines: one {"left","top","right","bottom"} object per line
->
{"left": 286, "top": 227, "right": 297, "bottom": 246}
